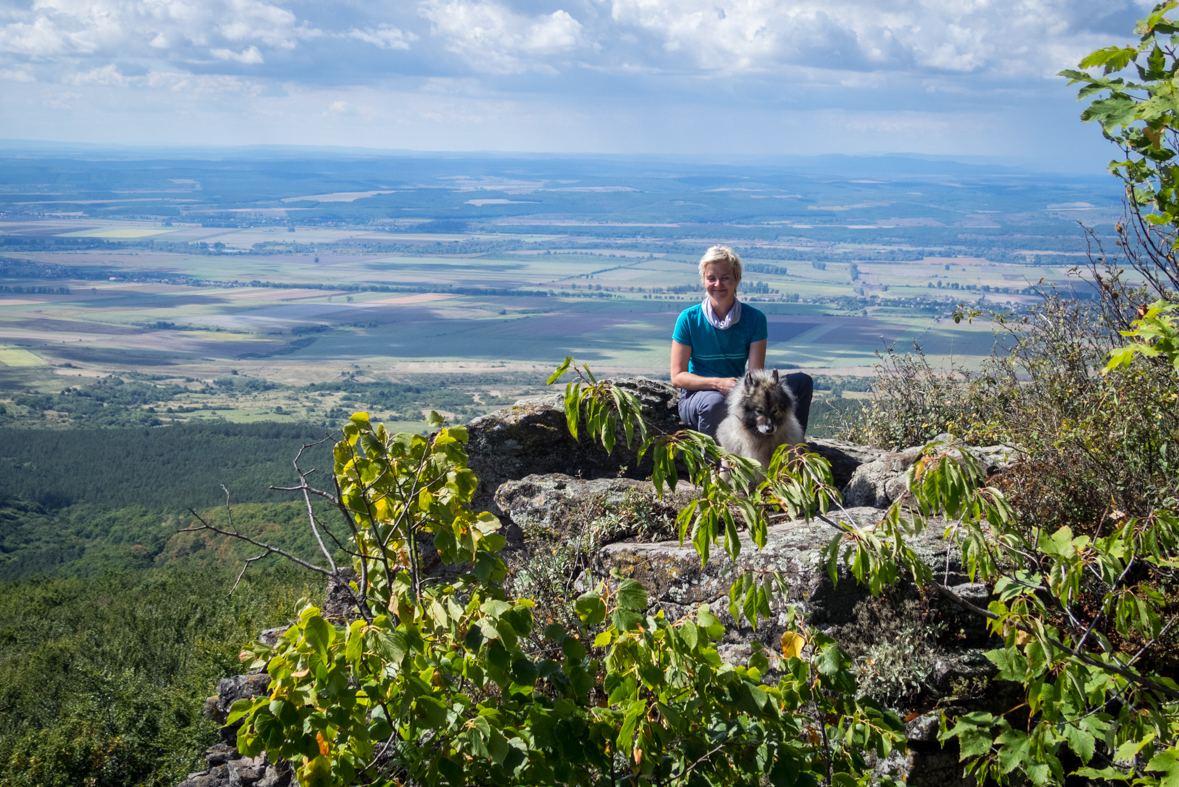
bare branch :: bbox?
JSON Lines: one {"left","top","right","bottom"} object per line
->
{"left": 292, "top": 443, "right": 338, "bottom": 575}
{"left": 184, "top": 507, "right": 333, "bottom": 579}
{"left": 231, "top": 550, "right": 273, "bottom": 595}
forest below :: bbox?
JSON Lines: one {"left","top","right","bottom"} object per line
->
{"left": 0, "top": 421, "right": 343, "bottom": 785}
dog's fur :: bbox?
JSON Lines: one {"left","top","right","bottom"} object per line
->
{"left": 716, "top": 369, "right": 804, "bottom": 470}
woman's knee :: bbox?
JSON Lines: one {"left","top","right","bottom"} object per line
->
{"left": 783, "top": 372, "right": 813, "bottom": 432}
{"left": 679, "top": 389, "right": 727, "bottom": 437}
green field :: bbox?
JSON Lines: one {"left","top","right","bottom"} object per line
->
{"left": 1, "top": 227, "right": 1033, "bottom": 380}
{"left": 0, "top": 151, "right": 1115, "bottom": 425}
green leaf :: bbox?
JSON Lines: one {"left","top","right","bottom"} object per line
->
{"left": 617, "top": 578, "right": 648, "bottom": 611}
{"left": 547, "top": 356, "right": 574, "bottom": 385}
{"left": 438, "top": 756, "right": 464, "bottom": 785}
{"left": 1146, "top": 748, "right": 1179, "bottom": 786}
{"left": 1115, "top": 731, "right": 1155, "bottom": 763}
{"left": 617, "top": 700, "right": 645, "bottom": 752}
{"left": 742, "top": 584, "right": 759, "bottom": 631}
{"left": 415, "top": 695, "right": 449, "bottom": 728}
{"left": 563, "top": 382, "right": 580, "bottom": 440}
{"left": 1063, "top": 725, "right": 1096, "bottom": 764}
{"left": 698, "top": 606, "right": 724, "bottom": 640}
{"left": 378, "top": 629, "right": 408, "bottom": 664}
{"left": 1079, "top": 46, "right": 1137, "bottom": 73}
{"left": 426, "top": 410, "right": 445, "bottom": 428}
{"left": 574, "top": 591, "right": 607, "bottom": 626}
{"left": 613, "top": 608, "right": 645, "bottom": 631}
{"left": 304, "top": 615, "right": 332, "bottom": 661}
{"left": 345, "top": 619, "right": 365, "bottom": 664}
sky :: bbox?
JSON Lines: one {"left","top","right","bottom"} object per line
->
{"left": 0, "top": 0, "right": 1154, "bottom": 171}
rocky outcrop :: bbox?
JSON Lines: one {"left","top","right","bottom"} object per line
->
{"left": 179, "top": 673, "right": 291, "bottom": 787}
{"left": 494, "top": 473, "right": 699, "bottom": 550}
{"left": 465, "top": 377, "right": 683, "bottom": 516}
{"left": 466, "top": 377, "right": 887, "bottom": 515}
{"left": 843, "top": 435, "right": 1019, "bottom": 509}
{"left": 596, "top": 507, "right": 989, "bottom": 649}
{"left": 184, "top": 380, "right": 1012, "bottom": 787}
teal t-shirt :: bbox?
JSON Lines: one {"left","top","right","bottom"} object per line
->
{"left": 672, "top": 303, "right": 768, "bottom": 378}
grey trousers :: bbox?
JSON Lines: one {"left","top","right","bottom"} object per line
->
{"left": 678, "top": 373, "right": 814, "bottom": 439}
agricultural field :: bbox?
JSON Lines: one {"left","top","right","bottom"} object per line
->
{"left": 0, "top": 150, "right": 1122, "bottom": 428}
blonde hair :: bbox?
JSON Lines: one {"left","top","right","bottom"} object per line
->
{"left": 698, "top": 245, "right": 743, "bottom": 285}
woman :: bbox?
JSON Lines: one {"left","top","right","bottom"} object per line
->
{"left": 670, "top": 245, "right": 812, "bottom": 437}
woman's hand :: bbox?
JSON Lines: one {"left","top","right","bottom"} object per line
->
{"left": 712, "top": 376, "right": 738, "bottom": 395}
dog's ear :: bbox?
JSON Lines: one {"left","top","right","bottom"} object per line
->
{"left": 744, "top": 372, "right": 754, "bottom": 386}
{"left": 772, "top": 369, "right": 780, "bottom": 384}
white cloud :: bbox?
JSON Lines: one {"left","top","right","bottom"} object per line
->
{"left": 0, "top": 0, "right": 320, "bottom": 65}
{"left": 606, "top": 0, "right": 1120, "bottom": 77}
{"left": 0, "top": 15, "right": 95, "bottom": 57}
{"left": 211, "top": 45, "right": 265, "bottom": 63}
{"left": 65, "top": 63, "right": 126, "bottom": 85}
{"left": 348, "top": 24, "right": 417, "bottom": 50}
{"left": 0, "top": 67, "right": 35, "bottom": 82}
{"left": 420, "top": 0, "right": 586, "bottom": 73}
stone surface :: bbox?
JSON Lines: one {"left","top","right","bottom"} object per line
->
{"left": 183, "top": 678, "right": 293, "bottom": 787}
{"left": 874, "top": 741, "right": 975, "bottom": 787}
{"left": 843, "top": 446, "right": 924, "bottom": 509}
{"left": 597, "top": 505, "right": 994, "bottom": 708}
{"left": 843, "top": 437, "right": 1020, "bottom": 510}
{"left": 205, "top": 672, "right": 270, "bottom": 744}
{"left": 494, "top": 473, "right": 698, "bottom": 550}
{"left": 806, "top": 439, "right": 886, "bottom": 491}
{"left": 467, "top": 376, "right": 879, "bottom": 518}
{"left": 322, "top": 567, "right": 362, "bottom": 623}
{"left": 466, "top": 377, "right": 682, "bottom": 517}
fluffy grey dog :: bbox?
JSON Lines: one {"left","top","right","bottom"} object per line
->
{"left": 716, "top": 369, "right": 804, "bottom": 470}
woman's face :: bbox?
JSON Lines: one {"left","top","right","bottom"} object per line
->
{"left": 703, "top": 262, "right": 737, "bottom": 304}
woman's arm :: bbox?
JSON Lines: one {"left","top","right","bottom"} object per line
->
{"left": 747, "top": 339, "right": 767, "bottom": 372}
{"left": 670, "top": 340, "right": 738, "bottom": 394}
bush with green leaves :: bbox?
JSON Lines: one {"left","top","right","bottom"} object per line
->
{"left": 224, "top": 404, "right": 904, "bottom": 787}
{"left": 818, "top": 9, "right": 1179, "bottom": 776}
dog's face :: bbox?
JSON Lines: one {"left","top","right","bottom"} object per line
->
{"left": 738, "top": 370, "right": 794, "bottom": 436}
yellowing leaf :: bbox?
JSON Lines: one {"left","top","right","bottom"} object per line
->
{"left": 316, "top": 731, "right": 330, "bottom": 758}
{"left": 781, "top": 631, "right": 807, "bottom": 659}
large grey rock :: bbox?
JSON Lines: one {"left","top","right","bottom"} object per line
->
{"left": 843, "top": 437, "right": 1020, "bottom": 510}
{"left": 806, "top": 439, "right": 887, "bottom": 490}
{"left": 596, "top": 506, "right": 994, "bottom": 703}
{"left": 494, "top": 473, "right": 698, "bottom": 551}
{"left": 598, "top": 507, "right": 962, "bottom": 630}
{"left": 843, "top": 446, "right": 924, "bottom": 508}
{"left": 205, "top": 672, "right": 270, "bottom": 744}
{"left": 466, "top": 377, "right": 681, "bottom": 516}
{"left": 186, "top": 682, "right": 293, "bottom": 787}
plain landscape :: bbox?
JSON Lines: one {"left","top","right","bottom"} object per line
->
{"left": 1, "top": 151, "right": 1121, "bottom": 433}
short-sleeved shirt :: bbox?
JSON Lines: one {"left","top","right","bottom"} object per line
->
{"left": 672, "top": 302, "right": 768, "bottom": 379}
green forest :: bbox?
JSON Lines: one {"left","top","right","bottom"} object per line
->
{"left": 0, "top": 419, "right": 345, "bottom": 783}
